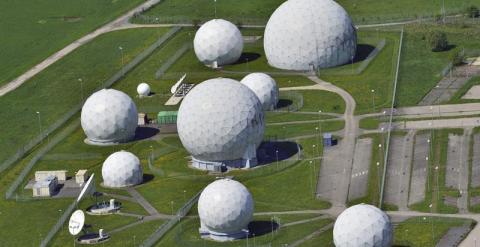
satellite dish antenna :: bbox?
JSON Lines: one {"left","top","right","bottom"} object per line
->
{"left": 68, "top": 210, "right": 85, "bottom": 236}
{"left": 77, "top": 174, "right": 95, "bottom": 203}
{"left": 170, "top": 73, "right": 187, "bottom": 94}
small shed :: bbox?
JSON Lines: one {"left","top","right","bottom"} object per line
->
{"left": 323, "top": 133, "right": 333, "bottom": 147}
{"left": 75, "top": 170, "right": 88, "bottom": 185}
{"left": 138, "top": 113, "right": 148, "bottom": 126}
{"left": 35, "top": 170, "right": 67, "bottom": 182}
{"left": 157, "top": 111, "right": 178, "bottom": 125}
{"left": 33, "top": 175, "right": 58, "bottom": 197}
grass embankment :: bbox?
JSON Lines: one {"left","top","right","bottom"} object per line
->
{"left": 410, "top": 129, "right": 463, "bottom": 214}
{"left": 132, "top": 0, "right": 480, "bottom": 25}
{"left": 322, "top": 31, "right": 401, "bottom": 114}
{"left": 0, "top": 28, "right": 169, "bottom": 166}
{"left": 397, "top": 23, "right": 480, "bottom": 106}
{"left": 394, "top": 217, "right": 474, "bottom": 247}
{"left": 0, "top": 0, "right": 144, "bottom": 86}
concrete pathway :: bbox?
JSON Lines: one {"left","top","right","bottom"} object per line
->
{"left": 0, "top": 0, "right": 162, "bottom": 97}
{"left": 126, "top": 187, "right": 160, "bottom": 216}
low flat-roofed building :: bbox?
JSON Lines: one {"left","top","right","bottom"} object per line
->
{"left": 35, "top": 170, "right": 67, "bottom": 181}
{"left": 33, "top": 175, "right": 58, "bottom": 197}
{"left": 76, "top": 170, "right": 88, "bottom": 185}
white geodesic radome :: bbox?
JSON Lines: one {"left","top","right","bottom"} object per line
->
{"left": 264, "top": 0, "right": 357, "bottom": 70}
{"left": 137, "top": 83, "right": 151, "bottom": 97}
{"left": 333, "top": 204, "right": 393, "bottom": 247}
{"left": 177, "top": 78, "right": 264, "bottom": 167}
{"left": 81, "top": 89, "right": 138, "bottom": 145}
{"left": 193, "top": 19, "right": 243, "bottom": 67}
{"left": 240, "top": 73, "right": 279, "bottom": 111}
{"left": 198, "top": 178, "right": 254, "bottom": 241}
{"left": 101, "top": 151, "right": 143, "bottom": 188}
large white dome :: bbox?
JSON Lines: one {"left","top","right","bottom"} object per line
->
{"left": 102, "top": 151, "right": 143, "bottom": 188}
{"left": 240, "top": 73, "right": 279, "bottom": 111}
{"left": 177, "top": 78, "right": 264, "bottom": 162}
{"left": 137, "top": 83, "right": 151, "bottom": 97}
{"left": 81, "top": 89, "right": 137, "bottom": 144}
{"left": 264, "top": 0, "right": 357, "bottom": 70}
{"left": 333, "top": 204, "right": 393, "bottom": 247}
{"left": 194, "top": 19, "right": 243, "bottom": 66}
{"left": 198, "top": 179, "right": 254, "bottom": 238}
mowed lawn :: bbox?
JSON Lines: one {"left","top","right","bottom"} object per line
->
{"left": 0, "top": 0, "right": 144, "bottom": 86}
{"left": 0, "top": 28, "right": 169, "bottom": 166}
{"left": 133, "top": 0, "right": 480, "bottom": 24}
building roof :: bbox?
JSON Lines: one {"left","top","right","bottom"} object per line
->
{"left": 76, "top": 170, "right": 88, "bottom": 176}
{"left": 33, "top": 176, "right": 57, "bottom": 188}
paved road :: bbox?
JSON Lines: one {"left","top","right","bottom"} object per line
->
{"left": 408, "top": 133, "right": 430, "bottom": 206}
{"left": 126, "top": 187, "right": 161, "bottom": 216}
{"left": 0, "top": 0, "right": 162, "bottom": 97}
{"left": 391, "top": 117, "right": 480, "bottom": 130}
{"left": 290, "top": 77, "right": 357, "bottom": 207}
{"left": 458, "top": 129, "right": 472, "bottom": 214}
{"left": 348, "top": 138, "right": 372, "bottom": 201}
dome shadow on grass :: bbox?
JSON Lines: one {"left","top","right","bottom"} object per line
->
{"left": 231, "top": 52, "right": 261, "bottom": 65}
{"left": 246, "top": 220, "right": 280, "bottom": 237}
{"left": 257, "top": 141, "right": 299, "bottom": 165}
{"left": 133, "top": 126, "right": 159, "bottom": 141}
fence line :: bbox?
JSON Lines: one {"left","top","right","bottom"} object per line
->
{"left": 155, "top": 43, "right": 191, "bottom": 79}
{"left": 356, "top": 39, "right": 387, "bottom": 74}
{"left": 141, "top": 191, "right": 202, "bottom": 247}
{"left": 0, "top": 26, "right": 182, "bottom": 177}
{"left": 379, "top": 28, "right": 404, "bottom": 209}
{"left": 39, "top": 200, "right": 77, "bottom": 247}
{"left": 5, "top": 121, "right": 80, "bottom": 200}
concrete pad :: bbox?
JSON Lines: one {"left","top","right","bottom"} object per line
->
{"left": 471, "top": 134, "right": 480, "bottom": 188}
{"left": 408, "top": 133, "right": 430, "bottom": 206}
{"left": 436, "top": 224, "right": 473, "bottom": 247}
{"left": 317, "top": 144, "right": 348, "bottom": 205}
{"left": 462, "top": 85, "right": 480, "bottom": 99}
{"left": 384, "top": 132, "right": 414, "bottom": 210}
{"left": 348, "top": 138, "right": 372, "bottom": 201}
{"left": 446, "top": 134, "right": 463, "bottom": 188}
{"left": 397, "top": 117, "right": 480, "bottom": 130}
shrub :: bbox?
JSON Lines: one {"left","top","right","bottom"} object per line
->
{"left": 466, "top": 5, "right": 480, "bottom": 18}
{"left": 427, "top": 30, "right": 449, "bottom": 52}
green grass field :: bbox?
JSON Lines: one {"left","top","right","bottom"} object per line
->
{"left": 0, "top": 28, "right": 169, "bottom": 167}
{"left": 396, "top": 23, "right": 480, "bottom": 106}
{"left": 132, "top": 0, "right": 480, "bottom": 25}
{"left": 0, "top": 0, "right": 144, "bottom": 86}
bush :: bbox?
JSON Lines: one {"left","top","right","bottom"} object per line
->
{"left": 466, "top": 5, "right": 480, "bottom": 18}
{"left": 449, "top": 50, "right": 465, "bottom": 66}
{"left": 428, "top": 31, "right": 449, "bottom": 52}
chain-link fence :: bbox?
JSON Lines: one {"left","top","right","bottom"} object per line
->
{"left": 155, "top": 43, "right": 191, "bottom": 79}
{"left": 141, "top": 191, "right": 202, "bottom": 247}
{"left": 40, "top": 200, "right": 77, "bottom": 247}
{"left": 0, "top": 26, "right": 182, "bottom": 179}
{"left": 4, "top": 121, "right": 80, "bottom": 200}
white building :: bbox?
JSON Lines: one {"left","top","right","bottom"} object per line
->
{"left": 177, "top": 78, "right": 264, "bottom": 171}
{"left": 101, "top": 151, "right": 143, "bottom": 188}
{"left": 33, "top": 175, "right": 58, "bottom": 197}
{"left": 198, "top": 179, "right": 254, "bottom": 241}
{"left": 194, "top": 19, "right": 243, "bottom": 67}
{"left": 81, "top": 89, "right": 138, "bottom": 145}
{"left": 240, "top": 73, "right": 279, "bottom": 111}
{"left": 264, "top": 0, "right": 357, "bottom": 70}
{"left": 35, "top": 170, "right": 67, "bottom": 181}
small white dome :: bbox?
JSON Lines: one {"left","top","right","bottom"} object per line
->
{"left": 333, "top": 204, "right": 393, "bottom": 247}
{"left": 194, "top": 19, "right": 243, "bottom": 66}
{"left": 241, "top": 73, "right": 279, "bottom": 111}
{"left": 264, "top": 0, "right": 357, "bottom": 70}
{"left": 198, "top": 179, "right": 254, "bottom": 234}
{"left": 102, "top": 151, "right": 143, "bottom": 188}
{"left": 81, "top": 89, "right": 138, "bottom": 144}
{"left": 137, "top": 83, "right": 151, "bottom": 96}
{"left": 177, "top": 78, "right": 264, "bottom": 162}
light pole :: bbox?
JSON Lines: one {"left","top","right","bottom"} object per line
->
{"left": 371, "top": 89, "right": 376, "bottom": 112}
{"left": 376, "top": 161, "right": 381, "bottom": 192}
{"left": 309, "top": 160, "right": 314, "bottom": 197}
{"left": 119, "top": 46, "right": 124, "bottom": 76}
{"left": 275, "top": 150, "right": 279, "bottom": 169}
{"left": 170, "top": 201, "right": 174, "bottom": 216}
{"left": 36, "top": 111, "right": 43, "bottom": 142}
{"left": 429, "top": 204, "right": 434, "bottom": 244}
{"left": 149, "top": 145, "right": 154, "bottom": 161}
{"left": 78, "top": 78, "right": 84, "bottom": 102}
{"left": 183, "top": 190, "right": 187, "bottom": 203}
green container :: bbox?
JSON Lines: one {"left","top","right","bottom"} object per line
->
{"left": 157, "top": 111, "right": 178, "bottom": 125}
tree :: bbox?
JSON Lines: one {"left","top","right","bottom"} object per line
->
{"left": 428, "top": 31, "right": 449, "bottom": 52}
{"left": 466, "top": 5, "right": 480, "bottom": 18}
